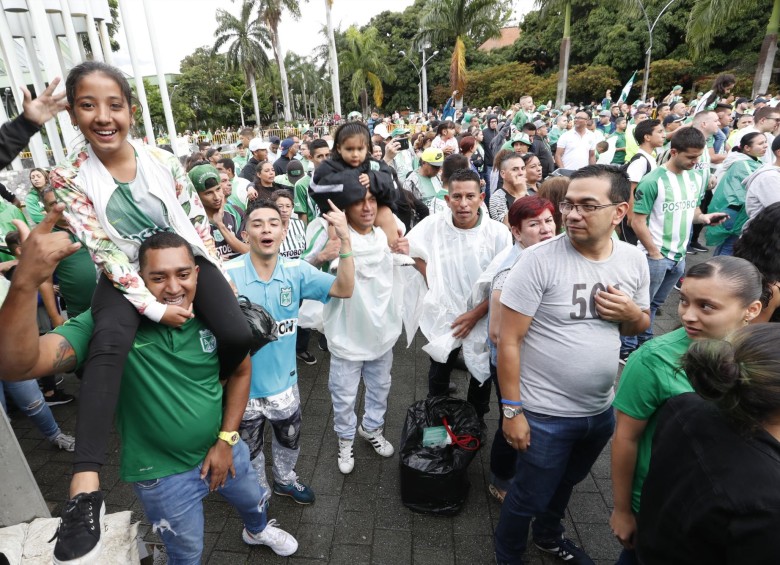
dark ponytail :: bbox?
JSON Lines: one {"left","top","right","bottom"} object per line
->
{"left": 683, "top": 325, "right": 780, "bottom": 431}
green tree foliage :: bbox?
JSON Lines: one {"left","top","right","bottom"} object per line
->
{"left": 338, "top": 26, "right": 395, "bottom": 115}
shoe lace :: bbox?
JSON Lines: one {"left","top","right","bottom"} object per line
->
{"left": 338, "top": 441, "right": 353, "bottom": 462}
{"left": 262, "top": 519, "right": 286, "bottom": 543}
{"left": 556, "top": 537, "right": 581, "bottom": 557}
{"left": 48, "top": 494, "right": 99, "bottom": 543}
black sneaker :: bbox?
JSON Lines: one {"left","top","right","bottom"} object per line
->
{"left": 689, "top": 241, "right": 709, "bottom": 253}
{"left": 39, "top": 375, "right": 65, "bottom": 389}
{"left": 619, "top": 349, "right": 633, "bottom": 366}
{"left": 45, "top": 389, "right": 75, "bottom": 406}
{"left": 296, "top": 351, "right": 317, "bottom": 366}
{"left": 317, "top": 334, "right": 329, "bottom": 352}
{"left": 534, "top": 537, "right": 595, "bottom": 564}
{"left": 51, "top": 491, "right": 105, "bottom": 564}
{"left": 686, "top": 244, "right": 697, "bottom": 255}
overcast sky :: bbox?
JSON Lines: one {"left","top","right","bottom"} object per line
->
{"left": 111, "top": 0, "right": 535, "bottom": 77}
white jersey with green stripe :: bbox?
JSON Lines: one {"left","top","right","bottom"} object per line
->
{"left": 633, "top": 166, "right": 708, "bottom": 261}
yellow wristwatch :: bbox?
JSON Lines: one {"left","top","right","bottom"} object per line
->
{"left": 218, "top": 431, "right": 239, "bottom": 446}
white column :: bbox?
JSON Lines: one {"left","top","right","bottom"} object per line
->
{"left": 97, "top": 19, "right": 111, "bottom": 64}
{"left": 142, "top": 0, "right": 177, "bottom": 154}
{"left": 0, "top": 10, "right": 49, "bottom": 167}
{"left": 18, "top": 15, "right": 66, "bottom": 163}
{"left": 59, "top": 0, "right": 83, "bottom": 69}
{"left": 83, "top": 0, "right": 103, "bottom": 62}
{"left": 117, "top": 0, "right": 155, "bottom": 145}
{"left": 26, "top": 1, "right": 79, "bottom": 149}
{"left": 0, "top": 96, "right": 23, "bottom": 171}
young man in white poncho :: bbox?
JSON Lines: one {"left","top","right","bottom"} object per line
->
{"left": 406, "top": 168, "right": 511, "bottom": 421}
{"left": 303, "top": 175, "right": 411, "bottom": 474}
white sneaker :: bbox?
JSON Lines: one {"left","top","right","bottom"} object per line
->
{"left": 50, "top": 432, "right": 75, "bottom": 452}
{"left": 337, "top": 438, "right": 354, "bottom": 474}
{"left": 242, "top": 519, "right": 298, "bottom": 556}
{"left": 357, "top": 425, "right": 394, "bottom": 457}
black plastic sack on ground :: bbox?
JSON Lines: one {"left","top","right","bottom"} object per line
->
{"left": 399, "top": 396, "right": 482, "bottom": 516}
{"left": 238, "top": 295, "right": 278, "bottom": 355}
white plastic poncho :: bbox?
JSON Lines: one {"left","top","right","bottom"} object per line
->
{"left": 406, "top": 210, "right": 511, "bottom": 383}
{"left": 323, "top": 226, "right": 405, "bottom": 361}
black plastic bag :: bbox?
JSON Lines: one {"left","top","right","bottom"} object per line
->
{"left": 399, "top": 396, "right": 482, "bottom": 516}
{"left": 238, "top": 295, "right": 278, "bottom": 355}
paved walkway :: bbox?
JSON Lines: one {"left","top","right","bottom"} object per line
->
{"left": 10, "top": 251, "right": 707, "bottom": 564}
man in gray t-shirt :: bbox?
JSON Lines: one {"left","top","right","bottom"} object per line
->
{"left": 493, "top": 165, "right": 650, "bottom": 564}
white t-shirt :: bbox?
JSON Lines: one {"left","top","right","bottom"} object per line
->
{"left": 626, "top": 149, "right": 658, "bottom": 184}
{"left": 557, "top": 129, "right": 597, "bottom": 170}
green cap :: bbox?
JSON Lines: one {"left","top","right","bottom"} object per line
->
{"left": 188, "top": 164, "right": 220, "bottom": 192}
{"left": 511, "top": 132, "right": 532, "bottom": 146}
{"left": 537, "top": 104, "right": 548, "bottom": 112}
{"left": 390, "top": 127, "right": 410, "bottom": 137}
{"left": 672, "top": 85, "right": 683, "bottom": 91}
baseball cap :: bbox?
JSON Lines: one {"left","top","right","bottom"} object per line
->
{"left": 269, "top": 135, "right": 281, "bottom": 145}
{"left": 662, "top": 114, "right": 685, "bottom": 126}
{"left": 510, "top": 132, "right": 532, "bottom": 146}
{"left": 533, "top": 119, "right": 547, "bottom": 129}
{"left": 390, "top": 127, "right": 410, "bottom": 137}
{"left": 537, "top": 104, "right": 548, "bottom": 112}
{"left": 286, "top": 160, "right": 305, "bottom": 183}
{"left": 248, "top": 138, "right": 269, "bottom": 152}
{"left": 735, "top": 97, "right": 749, "bottom": 105}
{"left": 598, "top": 110, "right": 611, "bottom": 117}
{"left": 672, "top": 84, "right": 683, "bottom": 91}
{"left": 280, "top": 138, "right": 295, "bottom": 156}
{"left": 188, "top": 164, "right": 220, "bottom": 192}
{"left": 420, "top": 147, "right": 444, "bottom": 166}
{"left": 754, "top": 97, "right": 769, "bottom": 105}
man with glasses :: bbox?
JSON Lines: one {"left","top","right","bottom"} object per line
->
{"left": 494, "top": 165, "right": 650, "bottom": 564}
{"left": 629, "top": 128, "right": 727, "bottom": 352}
{"left": 729, "top": 106, "right": 780, "bottom": 165}
{"left": 554, "top": 112, "right": 597, "bottom": 170}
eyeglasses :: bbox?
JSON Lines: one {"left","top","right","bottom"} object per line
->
{"left": 559, "top": 202, "right": 620, "bottom": 214}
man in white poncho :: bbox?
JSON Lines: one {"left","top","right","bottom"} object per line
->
{"left": 406, "top": 168, "right": 511, "bottom": 421}
{"left": 303, "top": 176, "right": 410, "bottom": 475}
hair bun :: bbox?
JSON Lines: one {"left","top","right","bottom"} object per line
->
{"left": 683, "top": 339, "right": 741, "bottom": 400}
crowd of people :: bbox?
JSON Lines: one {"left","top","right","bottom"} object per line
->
{"left": 1, "top": 62, "right": 780, "bottom": 565}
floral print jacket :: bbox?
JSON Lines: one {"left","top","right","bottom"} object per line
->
{"left": 50, "top": 142, "right": 219, "bottom": 323}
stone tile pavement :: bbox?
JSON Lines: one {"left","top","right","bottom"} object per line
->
{"left": 9, "top": 251, "right": 709, "bottom": 564}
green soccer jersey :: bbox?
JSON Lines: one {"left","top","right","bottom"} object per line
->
{"left": 53, "top": 312, "right": 222, "bottom": 482}
{"left": 611, "top": 132, "right": 626, "bottom": 165}
{"left": 294, "top": 176, "right": 319, "bottom": 224}
{"left": 613, "top": 327, "right": 693, "bottom": 512}
{"left": 53, "top": 228, "right": 98, "bottom": 317}
{"left": 0, "top": 201, "right": 27, "bottom": 261}
{"left": 25, "top": 190, "right": 45, "bottom": 224}
{"left": 633, "top": 165, "right": 708, "bottom": 261}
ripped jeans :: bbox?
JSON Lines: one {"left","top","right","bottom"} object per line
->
{"left": 239, "top": 384, "right": 302, "bottom": 504}
{"left": 132, "top": 440, "right": 266, "bottom": 565}
{"left": 0, "top": 379, "right": 61, "bottom": 440}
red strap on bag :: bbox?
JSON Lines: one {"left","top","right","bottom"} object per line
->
{"left": 441, "top": 417, "right": 480, "bottom": 451}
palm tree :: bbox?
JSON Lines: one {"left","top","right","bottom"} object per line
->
{"left": 416, "top": 0, "right": 509, "bottom": 98}
{"left": 213, "top": 1, "right": 271, "bottom": 128}
{"left": 339, "top": 26, "right": 395, "bottom": 116}
{"left": 687, "top": 0, "right": 780, "bottom": 97}
{"left": 324, "top": 0, "right": 342, "bottom": 117}
{"left": 256, "top": 0, "right": 306, "bottom": 123}
{"left": 535, "top": 0, "right": 573, "bottom": 108}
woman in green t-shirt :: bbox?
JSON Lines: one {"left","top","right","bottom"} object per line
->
{"left": 24, "top": 167, "right": 49, "bottom": 224}
{"left": 609, "top": 256, "right": 765, "bottom": 564}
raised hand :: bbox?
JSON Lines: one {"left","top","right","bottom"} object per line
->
{"left": 22, "top": 77, "right": 67, "bottom": 127}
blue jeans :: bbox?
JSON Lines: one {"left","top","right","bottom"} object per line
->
{"left": 622, "top": 256, "right": 684, "bottom": 353}
{"left": 133, "top": 440, "right": 267, "bottom": 565}
{"left": 0, "top": 379, "right": 60, "bottom": 439}
{"left": 494, "top": 408, "right": 615, "bottom": 564}
{"left": 713, "top": 235, "right": 737, "bottom": 257}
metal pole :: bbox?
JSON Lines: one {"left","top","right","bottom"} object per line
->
{"left": 142, "top": 0, "right": 177, "bottom": 153}
{"left": 59, "top": 0, "right": 83, "bottom": 69}
{"left": 118, "top": 0, "right": 155, "bottom": 145}
{"left": 97, "top": 20, "right": 113, "bottom": 65}
{"left": 27, "top": 1, "right": 78, "bottom": 150}
{"left": 420, "top": 47, "right": 428, "bottom": 115}
{"left": 19, "top": 16, "right": 65, "bottom": 163}
{"left": 83, "top": 1, "right": 104, "bottom": 62}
